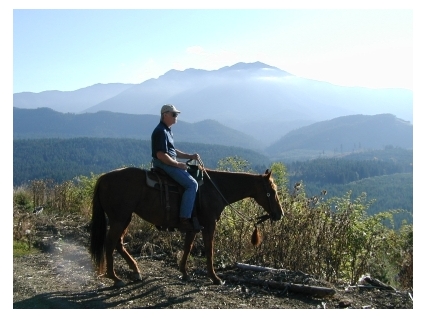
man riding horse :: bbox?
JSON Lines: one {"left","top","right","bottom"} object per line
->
{"left": 150, "top": 104, "right": 203, "bottom": 232}
{"left": 89, "top": 104, "right": 283, "bottom": 287}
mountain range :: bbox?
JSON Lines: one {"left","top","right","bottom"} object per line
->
{"left": 14, "top": 107, "right": 412, "bottom": 161}
{"left": 13, "top": 62, "right": 413, "bottom": 145}
{"left": 13, "top": 107, "right": 264, "bottom": 151}
{"left": 266, "top": 113, "right": 412, "bottom": 158}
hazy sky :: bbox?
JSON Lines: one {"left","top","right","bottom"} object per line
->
{"left": 11, "top": 6, "right": 414, "bottom": 93}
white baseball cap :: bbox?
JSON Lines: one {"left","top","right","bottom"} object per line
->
{"left": 161, "top": 104, "right": 181, "bottom": 114}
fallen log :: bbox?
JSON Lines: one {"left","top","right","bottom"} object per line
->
{"left": 361, "top": 275, "right": 397, "bottom": 291}
{"left": 235, "top": 263, "right": 280, "bottom": 272}
{"left": 348, "top": 285, "right": 380, "bottom": 289}
{"left": 235, "top": 263, "right": 308, "bottom": 276}
{"left": 223, "top": 275, "right": 336, "bottom": 298}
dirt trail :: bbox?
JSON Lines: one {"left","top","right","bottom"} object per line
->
{"left": 13, "top": 239, "right": 413, "bottom": 309}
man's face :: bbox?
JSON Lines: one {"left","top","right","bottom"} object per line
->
{"left": 162, "top": 111, "right": 179, "bottom": 126}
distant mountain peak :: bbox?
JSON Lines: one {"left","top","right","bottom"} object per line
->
{"left": 219, "top": 61, "right": 278, "bottom": 71}
{"left": 159, "top": 61, "right": 288, "bottom": 81}
{"left": 164, "top": 61, "right": 278, "bottom": 76}
{"left": 161, "top": 67, "right": 207, "bottom": 79}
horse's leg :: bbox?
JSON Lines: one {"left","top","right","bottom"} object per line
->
{"left": 115, "top": 217, "right": 142, "bottom": 282}
{"left": 104, "top": 220, "right": 129, "bottom": 287}
{"left": 202, "top": 228, "right": 223, "bottom": 285}
{"left": 179, "top": 231, "right": 197, "bottom": 281}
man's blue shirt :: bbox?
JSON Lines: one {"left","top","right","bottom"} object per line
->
{"left": 151, "top": 121, "right": 177, "bottom": 159}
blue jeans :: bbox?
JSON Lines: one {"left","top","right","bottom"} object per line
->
{"left": 152, "top": 158, "right": 198, "bottom": 219}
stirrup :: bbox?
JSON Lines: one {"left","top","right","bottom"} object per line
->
{"left": 179, "top": 218, "right": 195, "bottom": 232}
{"left": 192, "top": 217, "right": 204, "bottom": 231}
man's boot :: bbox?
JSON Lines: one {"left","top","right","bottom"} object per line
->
{"left": 179, "top": 218, "right": 195, "bottom": 232}
{"left": 192, "top": 217, "right": 204, "bottom": 232}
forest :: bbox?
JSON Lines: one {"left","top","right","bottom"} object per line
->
{"left": 13, "top": 138, "right": 412, "bottom": 228}
{"left": 287, "top": 148, "right": 412, "bottom": 185}
{"left": 285, "top": 147, "right": 413, "bottom": 227}
{"left": 13, "top": 138, "right": 271, "bottom": 186}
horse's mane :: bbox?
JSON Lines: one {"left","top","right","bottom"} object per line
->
{"left": 204, "top": 168, "right": 277, "bottom": 190}
{"left": 204, "top": 168, "right": 263, "bottom": 176}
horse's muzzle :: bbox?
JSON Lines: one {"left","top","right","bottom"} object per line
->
{"left": 257, "top": 211, "right": 282, "bottom": 224}
{"left": 273, "top": 212, "right": 283, "bottom": 221}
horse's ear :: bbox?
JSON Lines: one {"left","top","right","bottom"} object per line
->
{"left": 265, "top": 169, "right": 272, "bottom": 177}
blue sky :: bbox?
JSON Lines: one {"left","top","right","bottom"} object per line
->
{"left": 11, "top": 5, "right": 414, "bottom": 93}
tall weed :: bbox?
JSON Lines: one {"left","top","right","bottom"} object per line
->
{"left": 12, "top": 159, "right": 413, "bottom": 289}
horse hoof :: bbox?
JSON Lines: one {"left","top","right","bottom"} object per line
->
{"left": 114, "top": 280, "right": 126, "bottom": 288}
{"left": 212, "top": 278, "right": 224, "bottom": 285}
{"left": 130, "top": 272, "right": 142, "bottom": 281}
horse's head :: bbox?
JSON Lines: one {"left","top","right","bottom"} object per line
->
{"left": 254, "top": 169, "right": 283, "bottom": 222}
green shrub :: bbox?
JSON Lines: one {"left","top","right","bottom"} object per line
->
{"left": 13, "top": 240, "right": 39, "bottom": 257}
{"left": 12, "top": 157, "right": 413, "bottom": 290}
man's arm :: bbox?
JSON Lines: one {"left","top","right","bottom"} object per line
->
{"left": 156, "top": 150, "right": 199, "bottom": 170}
{"left": 156, "top": 151, "right": 187, "bottom": 169}
{"left": 176, "top": 149, "right": 199, "bottom": 161}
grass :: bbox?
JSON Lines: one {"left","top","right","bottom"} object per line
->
{"left": 13, "top": 240, "right": 40, "bottom": 257}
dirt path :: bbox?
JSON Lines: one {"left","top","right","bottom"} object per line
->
{"left": 13, "top": 239, "right": 413, "bottom": 309}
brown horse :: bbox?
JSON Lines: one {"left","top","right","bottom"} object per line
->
{"left": 89, "top": 166, "right": 283, "bottom": 287}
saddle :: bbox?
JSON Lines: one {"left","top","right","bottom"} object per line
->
{"left": 145, "top": 167, "right": 203, "bottom": 231}
{"left": 146, "top": 167, "right": 182, "bottom": 194}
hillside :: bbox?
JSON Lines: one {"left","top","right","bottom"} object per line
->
{"left": 12, "top": 138, "right": 270, "bottom": 187}
{"left": 339, "top": 173, "right": 412, "bottom": 214}
{"left": 13, "top": 108, "right": 412, "bottom": 157}
{"left": 299, "top": 173, "right": 413, "bottom": 227}
{"left": 284, "top": 147, "right": 413, "bottom": 227}
{"left": 286, "top": 147, "right": 413, "bottom": 185}
{"left": 13, "top": 107, "right": 264, "bottom": 151}
{"left": 266, "top": 114, "right": 412, "bottom": 157}
{"left": 13, "top": 83, "right": 134, "bottom": 113}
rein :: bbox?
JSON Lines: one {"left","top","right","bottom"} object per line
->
{"left": 196, "top": 158, "right": 271, "bottom": 226}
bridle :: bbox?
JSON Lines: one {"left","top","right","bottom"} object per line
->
{"left": 256, "top": 177, "right": 275, "bottom": 225}
{"left": 197, "top": 158, "right": 275, "bottom": 225}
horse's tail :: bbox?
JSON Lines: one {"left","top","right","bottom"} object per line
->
{"left": 89, "top": 176, "right": 107, "bottom": 274}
